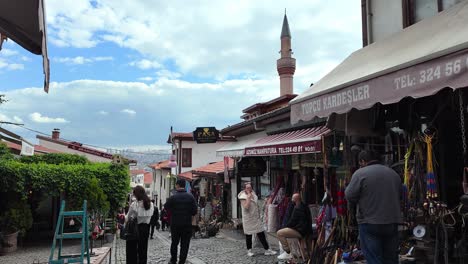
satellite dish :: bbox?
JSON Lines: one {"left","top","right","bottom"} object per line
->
{"left": 413, "top": 225, "right": 426, "bottom": 238}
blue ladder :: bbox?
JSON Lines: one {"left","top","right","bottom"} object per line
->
{"left": 49, "top": 200, "right": 90, "bottom": 264}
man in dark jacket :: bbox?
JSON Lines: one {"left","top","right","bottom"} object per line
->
{"left": 345, "top": 150, "right": 401, "bottom": 264}
{"left": 165, "top": 179, "right": 197, "bottom": 264}
{"left": 276, "top": 193, "right": 312, "bottom": 260}
{"left": 149, "top": 200, "right": 160, "bottom": 239}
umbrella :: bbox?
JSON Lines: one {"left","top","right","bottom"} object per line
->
{"left": 0, "top": 0, "right": 50, "bottom": 93}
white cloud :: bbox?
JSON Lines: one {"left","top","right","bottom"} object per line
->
{"left": 20, "top": 56, "right": 32, "bottom": 62}
{"left": 7, "top": 64, "right": 24, "bottom": 70}
{"left": 45, "top": 0, "right": 361, "bottom": 79}
{"left": 130, "top": 59, "right": 161, "bottom": 70}
{"left": 0, "top": 49, "right": 18, "bottom": 56}
{"left": 138, "top": 77, "right": 154, "bottom": 82}
{"left": 29, "top": 112, "right": 69, "bottom": 123}
{"left": 0, "top": 59, "right": 24, "bottom": 71}
{"left": 98, "top": 110, "right": 109, "bottom": 115}
{"left": 121, "top": 109, "right": 136, "bottom": 115}
{"left": 54, "top": 56, "right": 114, "bottom": 65}
{"left": 0, "top": 113, "right": 23, "bottom": 124}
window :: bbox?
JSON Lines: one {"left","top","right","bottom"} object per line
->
{"left": 404, "top": 0, "right": 463, "bottom": 26}
{"left": 182, "top": 148, "right": 192, "bottom": 167}
{"left": 145, "top": 184, "right": 150, "bottom": 188}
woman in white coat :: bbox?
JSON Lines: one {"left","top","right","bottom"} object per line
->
{"left": 238, "top": 182, "right": 277, "bottom": 257}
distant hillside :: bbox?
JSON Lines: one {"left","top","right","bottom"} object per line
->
{"left": 112, "top": 149, "right": 171, "bottom": 169}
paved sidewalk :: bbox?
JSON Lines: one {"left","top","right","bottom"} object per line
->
{"left": 114, "top": 229, "right": 280, "bottom": 264}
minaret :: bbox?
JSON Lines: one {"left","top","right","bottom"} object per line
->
{"left": 277, "top": 11, "right": 296, "bottom": 96}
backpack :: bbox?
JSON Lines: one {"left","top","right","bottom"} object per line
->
{"left": 120, "top": 207, "right": 139, "bottom": 241}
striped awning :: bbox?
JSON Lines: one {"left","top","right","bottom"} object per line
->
{"left": 244, "top": 126, "right": 330, "bottom": 156}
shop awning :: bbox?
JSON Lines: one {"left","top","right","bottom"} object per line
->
{"left": 0, "top": 0, "right": 50, "bottom": 93}
{"left": 244, "top": 126, "right": 330, "bottom": 156}
{"left": 291, "top": 1, "right": 468, "bottom": 125}
{"left": 216, "top": 132, "right": 266, "bottom": 157}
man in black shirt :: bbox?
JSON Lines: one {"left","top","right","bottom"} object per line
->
{"left": 165, "top": 179, "right": 197, "bottom": 264}
{"left": 277, "top": 193, "right": 312, "bottom": 260}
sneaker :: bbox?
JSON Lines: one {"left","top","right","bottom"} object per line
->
{"left": 277, "top": 252, "right": 293, "bottom": 260}
{"left": 264, "top": 249, "right": 277, "bottom": 256}
{"left": 247, "top": 249, "right": 254, "bottom": 257}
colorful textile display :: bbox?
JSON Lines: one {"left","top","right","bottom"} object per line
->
{"left": 267, "top": 204, "right": 278, "bottom": 232}
{"left": 425, "top": 134, "right": 438, "bottom": 199}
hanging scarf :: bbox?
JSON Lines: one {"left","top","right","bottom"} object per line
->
{"left": 425, "top": 134, "right": 438, "bottom": 199}
{"left": 402, "top": 142, "right": 414, "bottom": 210}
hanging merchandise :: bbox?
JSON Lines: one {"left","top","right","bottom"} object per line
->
{"left": 267, "top": 204, "right": 278, "bottom": 232}
{"left": 424, "top": 131, "right": 438, "bottom": 199}
{"left": 199, "top": 178, "right": 208, "bottom": 197}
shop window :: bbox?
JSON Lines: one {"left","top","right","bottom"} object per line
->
{"left": 182, "top": 148, "right": 192, "bottom": 167}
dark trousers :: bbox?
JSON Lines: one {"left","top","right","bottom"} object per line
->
{"left": 359, "top": 223, "right": 399, "bottom": 264}
{"left": 170, "top": 226, "right": 192, "bottom": 264}
{"left": 126, "top": 223, "right": 150, "bottom": 264}
{"left": 150, "top": 222, "right": 160, "bottom": 238}
{"left": 162, "top": 220, "right": 170, "bottom": 231}
{"left": 245, "top": 231, "right": 269, "bottom": 250}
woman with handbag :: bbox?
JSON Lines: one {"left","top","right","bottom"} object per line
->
{"left": 125, "top": 185, "right": 154, "bottom": 264}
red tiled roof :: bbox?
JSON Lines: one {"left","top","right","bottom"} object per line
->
{"left": 192, "top": 158, "right": 234, "bottom": 176}
{"left": 36, "top": 135, "right": 113, "bottom": 159}
{"left": 178, "top": 171, "right": 193, "bottom": 181}
{"left": 149, "top": 160, "right": 170, "bottom": 170}
{"left": 130, "top": 169, "right": 146, "bottom": 176}
{"left": 34, "top": 145, "right": 60, "bottom": 154}
{"left": 4, "top": 141, "right": 21, "bottom": 151}
{"left": 144, "top": 172, "right": 153, "bottom": 184}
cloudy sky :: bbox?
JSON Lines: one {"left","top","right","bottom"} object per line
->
{"left": 0, "top": 0, "right": 362, "bottom": 151}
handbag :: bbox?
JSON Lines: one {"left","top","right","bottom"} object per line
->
{"left": 120, "top": 208, "right": 139, "bottom": 241}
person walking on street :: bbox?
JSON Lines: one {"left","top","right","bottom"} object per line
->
{"left": 345, "top": 150, "right": 402, "bottom": 264}
{"left": 160, "top": 206, "right": 170, "bottom": 231}
{"left": 150, "top": 200, "right": 160, "bottom": 239}
{"left": 276, "top": 193, "right": 313, "bottom": 260}
{"left": 125, "top": 185, "right": 154, "bottom": 264}
{"left": 165, "top": 179, "right": 197, "bottom": 264}
{"left": 238, "top": 183, "right": 277, "bottom": 257}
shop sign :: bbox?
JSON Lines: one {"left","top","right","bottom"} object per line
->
{"left": 244, "top": 140, "right": 322, "bottom": 156}
{"left": 68, "top": 142, "right": 113, "bottom": 159}
{"left": 292, "top": 48, "right": 468, "bottom": 124}
{"left": 193, "top": 127, "right": 219, "bottom": 144}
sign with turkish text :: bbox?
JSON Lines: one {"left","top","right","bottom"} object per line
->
{"left": 244, "top": 140, "right": 322, "bottom": 156}
{"left": 291, "top": 48, "right": 468, "bottom": 124}
{"left": 193, "top": 127, "right": 219, "bottom": 144}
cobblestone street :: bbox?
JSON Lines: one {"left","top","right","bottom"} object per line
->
{"left": 114, "top": 229, "right": 280, "bottom": 264}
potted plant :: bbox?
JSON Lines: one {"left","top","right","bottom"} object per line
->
{"left": 0, "top": 201, "right": 33, "bottom": 254}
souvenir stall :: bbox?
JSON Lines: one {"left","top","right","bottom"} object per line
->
{"left": 240, "top": 126, "right": 331, "bottom": 237}
{"left": 307, "top": 89, "right": 468, "bottom": 264}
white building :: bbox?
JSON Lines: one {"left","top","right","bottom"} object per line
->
{"left": 167, "top": 132, "right": 235, "bottom": 176}
{"left": 149, "top": 160, "right": 171, "bottom": 208}
{"left": 362, "top": 0, "right": 464, "bottom": 45}
{"left": 36, "top": 129, "right": 113, "bottom": 163}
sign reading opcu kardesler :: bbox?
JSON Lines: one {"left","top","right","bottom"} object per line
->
{"left": 193, "top": 127, "right": 219, "bottom": 144}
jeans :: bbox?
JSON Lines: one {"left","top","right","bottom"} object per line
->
{"left": 245, "top": 231, "right": 269, "bottom": 250}
{"left": 277, "top": 228, "right": 302, "bottom": 253}
{"left": 170, "top": 226, "right": 192, "bottom": 264}
{"left": 359, "top": 223, "right": 399, "bottom": 264}
{"left": 126, "top": 223, "right": 150, "bottom": 264}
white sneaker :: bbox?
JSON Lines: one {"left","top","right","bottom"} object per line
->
{"left": 264, "top": 249, "right": 277, "bottom": 256}
{"left": 247, "top": 249, "right": 254, "bottom": 257}
{"left": 277, "top": 252, "right": 293, "bottom": 260}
